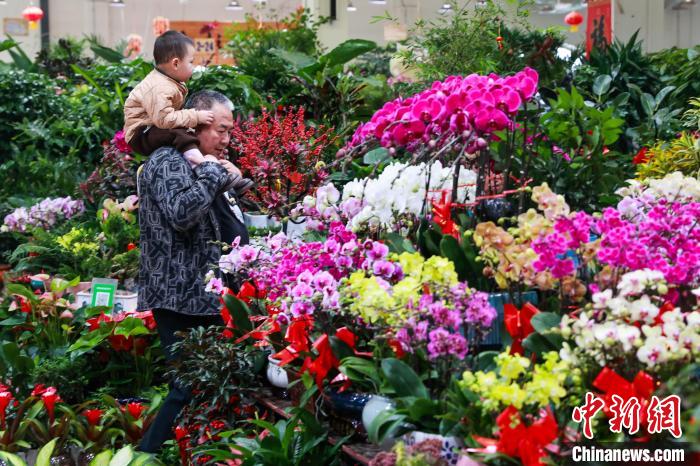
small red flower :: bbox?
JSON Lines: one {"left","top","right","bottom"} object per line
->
{"left": 126, "top": 402, "right": 146, "bottom": 420}
{"left": 41, "top": 387, "right": 62, "bottom": 424}
{"left": 31, "top": 384, "right": 48, "bottom": 397}
{"left": 633, "top": 147, "right": 650, "bottom": 165}
{"left": 82, "top": 408, "right": 104, "bottom": 426}
{"left": 0, "top": 390, "right": 14, "bottom": 429}
{"left": 127, "top": 243, "right": 137, "bottom": 251}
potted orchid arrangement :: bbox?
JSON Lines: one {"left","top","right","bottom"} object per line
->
{"left": 336, "top": 67, "right": 540, "bottom": 213}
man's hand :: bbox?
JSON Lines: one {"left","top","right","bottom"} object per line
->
{"left": 217, "top": 159, "right": 242, "bottom": 178}
{"left": 197, "top": 110, "right": 215, "bottom": 125}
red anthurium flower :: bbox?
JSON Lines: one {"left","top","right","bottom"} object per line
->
{"left": 0, "top": 390, "right": 13, "bottom": 429}
{"left": 82, "top": 408, "right": 103, "bottom": 426}
{"left": 126, "top": 402, "right": 146, "bottom": 420}
{"left": 126, "top": 242, "right": 137, "bottom": 251}
{"left": 86, "top": 313, "right": 113, "bottom": 331}
{"left": 41, "top": 387, "right": 62, "bottom": 424}
{"left": 31, "top": 384, "right": 47, "bottom": 397}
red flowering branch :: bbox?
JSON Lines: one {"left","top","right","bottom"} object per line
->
{"left": 229, "top": 107, "right": 336, "bottom": 216}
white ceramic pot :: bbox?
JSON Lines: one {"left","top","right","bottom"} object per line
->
{"left": 361, "top": 394, "right": 398, "bottom": 451}
{"left": 285, "top": 218, "right": 307, "bottom": 239}
{"left": 244, "top": 213, "right": 270, "bottom": 229}
{"left": 403, "top": 431, "right": 463, "bottom": 465}
{"left": 266, "top": 356, "right": 289, "bottom": 388}
{"left": 75, "top": 290, "right": 138, "bottom": 314}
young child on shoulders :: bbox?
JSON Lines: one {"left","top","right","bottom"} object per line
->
{"left": 123, "top": 30, "right": 252, "bottom": 194}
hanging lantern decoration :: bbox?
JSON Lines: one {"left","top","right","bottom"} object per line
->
{"left": 22, "top": 4, "right": 44, "bottom": 30}
{"left": 564, "top": 11, "right": 584, "bottom": 33}
{"left": 152, "top": 16, "right": 170, "bottom": 37}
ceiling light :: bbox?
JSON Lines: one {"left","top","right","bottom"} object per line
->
{"left": 347, "top": 1, "right": 357, "bottom": 11}
{"left": 109, "top": 0, "right": 125, "bottom": 7}
{"left": 369, "top": 0, "right": 387, "bottom": 5}
{"left": 226, "top": 0, "right": 243, "bottom": 10}
{"left": 0, "top": 0, "right": 7, "bottom": 6}
{"left": 438, "top": 3, "right": 452, "bottom": 13}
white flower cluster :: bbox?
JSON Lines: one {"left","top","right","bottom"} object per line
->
{"left": 296, "top": 161, "right": 477, "bottom": 233}
{"left": 616, "top": 171, "right": 700, "bottom": 202}
{"left": 560, "top": 269, "right": 700, "bottom": 370}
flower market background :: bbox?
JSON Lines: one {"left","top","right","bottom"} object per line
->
{"left": 0, "top": 0, "right": 699, "bottom": 465}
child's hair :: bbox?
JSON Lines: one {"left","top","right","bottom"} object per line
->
{"left": 153, "top": 31, "right": 194, "bottom": 65}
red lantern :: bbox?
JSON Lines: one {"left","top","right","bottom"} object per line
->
{"left": 565, "top": 10, "right": 584, "bottom": 33}
{"left": 22, "top": 5, "right": 44, "bottom": 30}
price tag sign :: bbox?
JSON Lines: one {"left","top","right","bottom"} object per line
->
{"left": 90, "top": 278, "right": 118, "bottom": 311}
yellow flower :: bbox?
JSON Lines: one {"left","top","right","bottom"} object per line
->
{"left": 396, "top": 252, "right": 425, "bottom": 279}
{"left": 491, "top": 383, "right": 527, "bottom": 410}
{"left": 496, "top": 352, "right": 530, "bottom": 380}
{"left": 422, "top": 256, "right": 458, "bottom": 287}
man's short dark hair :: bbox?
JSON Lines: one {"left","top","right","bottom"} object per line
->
{"left": 184, "top": 90, "right": 234, "bottom": 112}
{"left": 153, "top": 31, "right": 194, "bottom": 65}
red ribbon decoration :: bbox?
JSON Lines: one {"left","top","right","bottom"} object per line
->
{"left": 504, "top": 302, "right": 539, "bottom": 355}
{"left": 592, "top": 367, "right": 655, "bottom": 427}
{"left": 473, "top": 406, "right": 558, "bottom": 466}
{"left": 498, "top": 406, "right": 558, "bottom": 466}
{"left": 431, "top": 191, "right": 460, "bottom": 239}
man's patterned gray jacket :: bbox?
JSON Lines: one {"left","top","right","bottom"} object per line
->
{"left": 137, "top": 146, "right": 232, "bottom": 315}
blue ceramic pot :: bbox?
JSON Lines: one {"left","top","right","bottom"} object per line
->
{"left": 327, "top": 389, "right": 371, "bottom": 419}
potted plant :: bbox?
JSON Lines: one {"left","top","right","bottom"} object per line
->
{"left": 229, "top": 106, "right": 336, "bottom": 234}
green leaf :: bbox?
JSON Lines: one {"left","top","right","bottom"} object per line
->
{"left": 381, "top": 358, "right": 428, "bottom": 399}
{"left": 89, "top": 43, "right": 125, "bottom": 63}
{"left": 654, "top": 86, "right": 675, "bottom": 107}
{"left": 383, "top": 232, "right": 416, "bottom": 254}
{"left": 363, "top": 147, "right": 389, "bottom": 165}
{"left": 222, "top": 294, "right": 253, "bottom": 333}
{"left": 108, "top": 445, "right": 133, "bottom": 466}
{"left": 592, "top": 75, "right": 612, "bottom": 97}
{"left": 89, "top": 450, "right": 113, "bottom": 466}
{"left": 475, "top": 351, "right": 499, "bottom": 371}
{"left": 367, "top": 408, "right": 406, "bottom": 444}
{"left": 36, "top": 438, "right": 58, "bottom": 466}
{"left": 269, "top": 48, "right": 315, "bottom": 69}
{"left": 0, "top": 314, "right": 28, "bottom": 326}
{"left": 640, "top": 93, "right": 655, "bottom": 116}
{"left": 0, "top": 451, "right": 26, "bottom": 466}
{"left": 530, "top": 312, "right": 561, "bottom": 334}
{"left": 440, "top": 235, "right": 469, "bottom": 282}
{"left": 321, "top": 39, "right": 376, "bottom": 69}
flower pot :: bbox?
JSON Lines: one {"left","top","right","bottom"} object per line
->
{"left": 244, "top": 212, "right": 270, "bottom": 229}
{"left": 362, "top": 395, "right": 397, "bottom": 449}
{"left": 284, "top": 218, "right": 307, "bottom": 239}
{"left": 327, "top": 389, "right": 371, "bottom": 420}
{"left": 403, "top": 431, "right": 462, "bottom": 465}
{"left": 67, "top": 281, "right": 92, "bottom": 296}
{"left": 325, "top": 389, "right": 371, "bottom": 438}
{"left": 266, "top": 356, "right": 289, "bottom": 389}
{"left": 75, "top": 289, "right": 138, "bottom": 314}
{"left": 471, "top": 290, "right": 539, "bottom": 350}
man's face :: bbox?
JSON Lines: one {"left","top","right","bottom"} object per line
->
{"left": 196, "top": 103, "right": 233, "bottom": 158}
